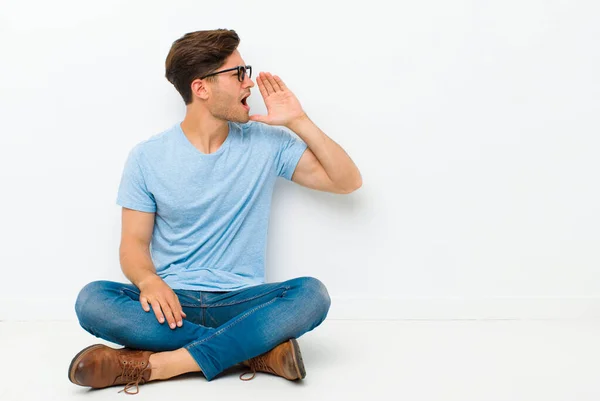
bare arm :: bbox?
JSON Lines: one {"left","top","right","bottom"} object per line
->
{"left": 119, "top": 207, "right": 157, "bottom": 288}
{"left": 249, "top": 72, "right": 362, "bottom": 194}
{"left": 119, "top": 207, "right": 186, "bottom": 329}
{"left": 288, "top": 115, "right": 362, "bottom": 194}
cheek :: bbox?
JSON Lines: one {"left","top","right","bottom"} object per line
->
{"left": 216, "top": 90, "right": 237, "bottom": 105}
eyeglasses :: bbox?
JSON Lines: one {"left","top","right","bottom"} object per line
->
{"left": 200, "top": 65, "right": 252, "bottom": 82}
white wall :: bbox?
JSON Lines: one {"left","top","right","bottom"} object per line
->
{"left": 1, "top": 0, "right": 599, "bottom": 321}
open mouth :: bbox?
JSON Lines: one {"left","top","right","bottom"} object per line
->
{"left": 241, "top": 95, "right": 250, "bottom": 110}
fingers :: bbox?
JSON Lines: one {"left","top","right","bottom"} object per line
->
{"left": 249, "top": 114, "right": 268, "bottom": 123}
{"left": 260, "top": 72, "right": 276, "bottom": 95}
{"left": 149, "top": 299, "right": 166, "bottom": 324}
{"left": 140, "top": 296, "right": 151, "bottom": 312}
{"left": 146, "top": 297, "right": 187, "bottom": 329}
{"left": 160, "top": 301, "right": 177, "bottom": 329}
{"left": 256, "top": 74, "right": 269, "bottom": 98}
{"left": 256, "top": 72, "right": 286, "bottom": 100}
{"left": 272, "top": 75, "right": 287, "bottom": 92}
{"left": 170, "top": 297, "right": 185, "bottom": 328}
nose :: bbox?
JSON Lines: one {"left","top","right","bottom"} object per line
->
{"left": 244, "top": 74, "right": 255, "bottom": 88}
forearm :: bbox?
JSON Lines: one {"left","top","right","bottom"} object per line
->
{"left": 286, "top": 114, "right": 362, "bottom": 191}
{"left": 119, "top": 244, "right": 159, "bottom": 289}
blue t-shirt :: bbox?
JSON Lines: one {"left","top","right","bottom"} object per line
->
{"left": 116, "top": 120, "right": 308, "bottom": 291}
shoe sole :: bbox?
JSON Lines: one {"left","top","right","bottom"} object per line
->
{"left": 68, "top": 344, "right": 106, "bottom": 385}
{"left": 289, "top": 338, "right": 306, "bottom": 380}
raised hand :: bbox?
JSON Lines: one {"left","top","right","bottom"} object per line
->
{"left": 250, "top": 72, "right": 307, "bottom": 127}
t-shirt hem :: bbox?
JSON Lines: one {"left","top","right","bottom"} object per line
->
{"left": 116, "top": 199, "right": 156, "bottom": 213}
{"left": 167, "top": 280, "right": 264, "bottom": 292}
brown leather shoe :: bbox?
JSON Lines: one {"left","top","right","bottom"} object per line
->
{"left": 240, "top": 338, "right": 306, "bottom": 381}
{"left": 68, "top": 344, "right": 154, "bottom": 394}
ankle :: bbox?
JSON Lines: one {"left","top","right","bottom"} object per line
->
{"left": 147, "top": 354, "right": 163, "bottom": 381}
{"left": 147, "top": 349, "right": 201, "bottom": 381}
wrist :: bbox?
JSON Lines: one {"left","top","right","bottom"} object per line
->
{"left": 137, "top": 273, "right": 160, "bottom": 291}
{"left": 285, "top": 113, "right": 310, "bottom": 131}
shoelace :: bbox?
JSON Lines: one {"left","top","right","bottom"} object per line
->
{"left": 117, "top": 360, "right": 149, "bottom": 395}
{"left": 239, "top": 356, "right": 271, "bottom": 381}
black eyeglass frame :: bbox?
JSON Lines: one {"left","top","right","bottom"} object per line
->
{"left": 200, "top": 65, "right": 252, "bottom": 82}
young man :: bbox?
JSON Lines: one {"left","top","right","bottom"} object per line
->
{"left": 68, "top": 29, "right": 362, "bottom": 395}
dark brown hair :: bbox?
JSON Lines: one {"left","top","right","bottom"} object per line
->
{"left": 165, "top": 29, "right": 240, "bottom": 105}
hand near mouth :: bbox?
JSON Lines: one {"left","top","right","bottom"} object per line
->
{"left": 249, "top": 72, "right": 307, "bottom": 127}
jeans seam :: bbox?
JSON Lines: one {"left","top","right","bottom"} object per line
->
{"left": 187, "top": 296, "right": 279, "bottom": 348}
{"left": 121, "top": 287, "right": 140, "bottom": 297}
{"left": 201, "top": 292, "right": 205, "bottom": 326}
{"left": 174, "top": 290, "right": 202, "bottom": 307}
{"left": 206, "top": 309, "right": 219, "bottom": 327}
{"left": 207, "top": 285, "right": 290, "bottom": 307}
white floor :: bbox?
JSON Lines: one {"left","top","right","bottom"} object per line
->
{"left": 1, "top": 319, "right": 599, "bottom": 401}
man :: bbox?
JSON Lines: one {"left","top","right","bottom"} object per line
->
{"left": 69, "top": 29, "right": 362, "bottom": 394}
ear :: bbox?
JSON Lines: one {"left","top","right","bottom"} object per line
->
{"left": 191, "top": 78, "right": 210, "bottom": 101}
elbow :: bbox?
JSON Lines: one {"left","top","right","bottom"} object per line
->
{"left": 338, "top": 178, "right": 362, "bottom": 194}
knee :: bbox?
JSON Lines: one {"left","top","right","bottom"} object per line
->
{"left": 296, "top": 276, "right": 331, "bottom": 320}
{"left": 74, "top": 280, "right": 113, "bottom": 328}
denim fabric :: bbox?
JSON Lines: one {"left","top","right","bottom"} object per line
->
{"left": 74, "top": 276, "right": 331, "bottom": 381}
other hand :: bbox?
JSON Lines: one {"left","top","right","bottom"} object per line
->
{"left": 138, "top": 275, "right": 187, "bottom": 329}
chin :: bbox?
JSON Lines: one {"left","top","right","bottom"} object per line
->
{"left": 231, "top": 113, "right": 250, "bottom": 124}
{"left": 211, "top": 104, "right": 250, "bottom": 124}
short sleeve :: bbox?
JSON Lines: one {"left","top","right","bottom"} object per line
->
{"left": 274, "top": 128, "right": 308, "bottom": 180}
{"left": 116, "top": 147, "right": 157, "bottom": 212}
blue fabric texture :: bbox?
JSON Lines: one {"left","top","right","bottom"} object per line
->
{"left": 75, "top": 276, "right": 331, "bottom": 381}
{"left": 116, "top": 121, "right": 308, "bottom": 291}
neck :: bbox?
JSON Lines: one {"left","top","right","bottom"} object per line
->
{"left": 180, "top": 104, "right": 229, "bottom": 154}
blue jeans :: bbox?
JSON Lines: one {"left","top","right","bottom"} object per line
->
{"left": 74, "top": 276, "right": 331, "bottom": 381}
